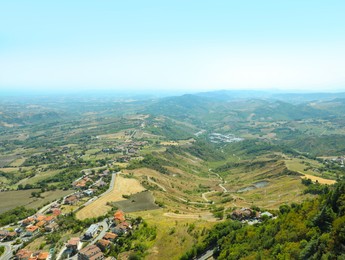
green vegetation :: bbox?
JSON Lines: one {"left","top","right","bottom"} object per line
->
{"left": 0, "top": 245, "right": 5, "bottom": 256}
{"left": 2, "top": 92, "right": 345, "bottom": 258}
{"left": 183, "top": 181, "right": 345, "bottom": 259}
{"left": 0, "top": 206, "right": 36, "bottom": 226}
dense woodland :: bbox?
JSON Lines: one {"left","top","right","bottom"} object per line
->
{"left": 182, "top": 181, "right": 345, "bottom": 259}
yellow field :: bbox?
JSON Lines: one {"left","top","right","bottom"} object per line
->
{"left": 285, "top": 158, "right": 336, "bottom": 184}
{"left": 301, "top": 173, "right": 336, "bottom": 185}
{"left": 160, "top": 141, "right": 179, "bottom": 146}
{"left": 9, "top": 158, "right": 26, "bottom": 167}
{"left": 76, "top": 175, "right": 145, "bottom": 220}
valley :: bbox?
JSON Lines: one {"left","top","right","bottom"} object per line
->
{"left": 0, "top": 91, "right": 345, "bottom": 259}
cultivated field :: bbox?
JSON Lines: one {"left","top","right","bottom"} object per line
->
{"left": 0, "top": 189, "right": 72, "bottom": 213}
{"left": 76, "top": 175, "right": 146, "bottom": 220}
{"left": 113, "top": 190, "right": 160, "bottom": 212}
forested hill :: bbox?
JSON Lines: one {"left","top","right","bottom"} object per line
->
{"left": 182, "top": 181, "right": 345, "bottom": 259}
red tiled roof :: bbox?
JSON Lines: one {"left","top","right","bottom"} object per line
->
{"left": 36, "top": 215, "right": 46, "bottom": 221}
{"left": 103, "top": 232, "right": 117, "bottom": 240}
{"left": 52, "top": 209, "right": 61, "bottom": 216}
{"left": 37, "top": 252, "right": 49, "bottom": 260}
{"left": 26, "top": 226, "right": 39, "bottom": 232}
{"left": 44, "top": 215, "right": 55, "bottom": 222}
{"left": 113, "top": 210, "right": 125, "bottom": 222}
{"left": 16, "top": 249, "right": 33, "bottom": 259}
{"left": 67, "top": 237, "right": 80, "bottom": 246}
{"left": 97, "top": 239, "right": 110, "bottom": 247}
{"left": 36, "top": 221, "right": 46, "bottom": 227}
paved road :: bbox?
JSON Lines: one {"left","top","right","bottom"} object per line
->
{"left": 91, "top": 220, "right": 109, "bottom": 245}
{"left": 197, "top": 249, "right": 214, "bottom": 260}
{"left": 74, "top": 172, "right": 117, "bottom": 212}
{"left": 0, "top": 242, "right": 13, "bottom": 260}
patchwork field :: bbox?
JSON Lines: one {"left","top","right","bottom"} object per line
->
{"left": 113, "top": 190, "right": 160, "bottom": 212}
{"left": 76, "top": 174, "right": 146, "bottom": 220}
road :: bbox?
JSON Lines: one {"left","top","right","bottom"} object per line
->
{"left": 74, "top": 172, "right": 117, "bottom": 212}
{"left": 196, "top": 249, "right": 214, "bottom": 260}
{"left": 91, "top": 220, "right": 109, "bottom": 245}
{"left": 0, "top": 242, "right": 13, "bottom": 260}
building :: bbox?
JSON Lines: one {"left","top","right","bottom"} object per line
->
{"left": 52, "top": 208, "right": 62, "bottom": 216}
{"left": 103, "top": 232, "right": 117, "bottom": 241}
{"left": 0, "top": 230, "right": 8, "bottom": 240}
{"left": 64, "top": 195, "right": 78, "bottom": 205}
{"left": 66, "top": 237, "right": 81, "bottom": 254}
{"left": 37, "top": 251, "right": 50, "bottom": 260}
{"left": 78, "top": 245, "right": 104, "bottom": 260}
{"left": 113, "top": 210, "right": 125, "bottom": 223}
{"left": 230, "top": 208, "right": 254, "bottom": 220}
{"left": 5, "top": 231, "right": 18, "bottom": 241}
{"left": 96, "top": 239, "right": 111, "bottom": 252}
{"left": 45, "top": 222, "right": 58, "bottom": 232}
{"left": 22, "top": 217, "right": 35, "bottom": 226}
{"left": 16, "top": 249, "right": 33, "bottom": 260}
{"left": 25, "top": 225, "right": 39, "bottom": 236}
{"left": 85, "top": 224, "right": 99, "bottom": 238}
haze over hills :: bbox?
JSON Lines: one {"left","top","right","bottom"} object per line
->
{"left": 0, "top": 89, "right": 345, "bottom": 259}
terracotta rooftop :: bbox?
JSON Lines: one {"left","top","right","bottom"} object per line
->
{"left": 44, "top": 215, "right": 55, "bottom": 222}
{"left": 114, "top": 210, "right": 125, "bottom": 222}
{"left": 97, "top": 239, "right": 111, "bottom": 247}
{"left": 103, "top": 232, "right": 117, "bottom": 240}
{"left": 67, "top": 237, "right": 80, "bottom": 246}
{"left": 16, "top": 249, "right": 33, "bottom": 259}
{"left": 36, "top": 215, "right": 46, "bottom": 221}
{"left": 37, "top": 252, "right": 49, "bottom": 260}
{"left": 26, "top": 225, "right": 39, "bottom": 232}
{"left": 79, "top": 245, "right": 103, "bottom": 258}
{"left": 52, "top": 209, "right": 62, "bottom": 216}
{"left": 36, "top": 221, "right": 46, "bottom": 227}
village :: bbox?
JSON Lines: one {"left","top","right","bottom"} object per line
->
{"left": 0, "top": 167, "right": 125, "bottom": 260}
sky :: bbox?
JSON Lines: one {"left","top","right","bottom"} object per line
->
{"left": 0, "top": 0, "right": 345, "bottom": 94}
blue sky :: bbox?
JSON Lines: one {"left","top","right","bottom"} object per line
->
{"left": 0, "top": 0, "right": 345, "bottom": 93}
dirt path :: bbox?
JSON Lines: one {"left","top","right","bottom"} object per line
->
{"left": 147, "top": 176, "right": 167, "bottom": 192}
{"left": 163, "top": 212, "right": 217, "bottom": 222}
{"left": 178, "top": 197, "right": 210, "bottom": 205}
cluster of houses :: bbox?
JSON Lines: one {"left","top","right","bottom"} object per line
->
{"left": 15, "top": 249, "right": 50, "bottom": 260}
{"left": 0, "top": 229, "right": 18, "bottom": 242}
{"left": 102, "top": 141, "right": 148, "bottom": 162}
{"left": 331, "top": 156, "right": 345, "bottom": 167}
{"left": 21, "top": 211, "right": 61, "bottom": 237}
{"left": 230, "top": 208, "right": 274, "bottom": 224}
{"left": 64, "top": 210, "right": 131, "bottom": 260}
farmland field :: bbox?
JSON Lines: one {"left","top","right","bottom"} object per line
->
{"left": 0, "top": 189, "right": 73, "bottom": 213}
{"left": 76, "top": 174, "right": 146, "bottom": 219}
{"left": 113, "top": 190, "right": 160, "bottom": 212}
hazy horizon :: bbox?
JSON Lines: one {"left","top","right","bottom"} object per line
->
{"left": 1, "top": 1, "right": 345, "bottom": 93}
